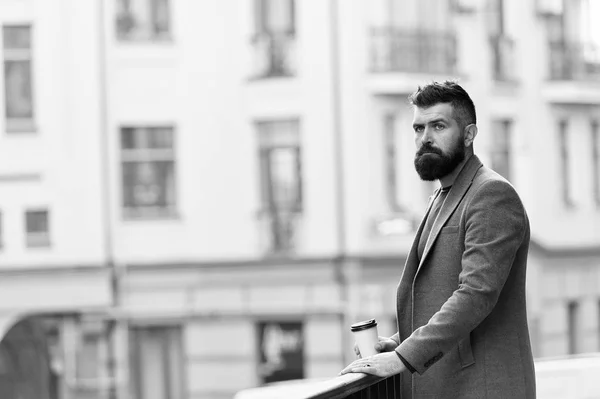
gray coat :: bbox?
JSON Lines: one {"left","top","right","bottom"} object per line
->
{"left": 392, "top": 155, "right": 536, "bottom": 398}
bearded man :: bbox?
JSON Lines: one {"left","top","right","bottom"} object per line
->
{"left": 341, "top": 81, "right": 536, "bottom": 399}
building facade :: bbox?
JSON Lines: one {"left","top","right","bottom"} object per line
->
{"left": 0, "top": 0, "right": 599, "bottom": 398}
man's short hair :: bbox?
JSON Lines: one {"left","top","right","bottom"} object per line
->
{"left": 408, "top": 81, "right": 477, "bottom": 129}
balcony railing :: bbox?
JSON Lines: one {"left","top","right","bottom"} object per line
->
{"left": 548, "top": 41, "right": 600, "bottom": 80}
{"left": 259, "top": 208, "right": 301, "bottom": 255}
{"left": 251, "top": 31, "right": 296, "bottom": 78}
{"left": 490, "top": 35, "right": 517, "bottom": 82}
{"left": 370, "top": 27, "right": 457, "bottom": 74}
{"left": 235, "top": 373, "right": 402, "bottom": 398}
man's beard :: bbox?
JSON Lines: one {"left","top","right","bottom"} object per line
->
{"left": 413, "top": 140, "right": 465, "bottom": 181}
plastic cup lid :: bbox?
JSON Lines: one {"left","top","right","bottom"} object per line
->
{"left": 350, "top": 319, "right": 377, "bottom": 332}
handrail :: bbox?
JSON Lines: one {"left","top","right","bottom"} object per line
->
{"left": 300, "top": 373, "right": 384, "bottom": 399}
{"left": 234, "top": 373, "right": 401, "bottom": 399}
{"left": 548, "top": 40, "right": 600, "bottom": 80}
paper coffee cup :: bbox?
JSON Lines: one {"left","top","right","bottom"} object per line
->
{"left": 351, "top": 319, "right": 378, "bottom": 358}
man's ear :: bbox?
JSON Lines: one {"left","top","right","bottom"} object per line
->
{"left": 464, "top": 124, "right": 478, "bottom": 147}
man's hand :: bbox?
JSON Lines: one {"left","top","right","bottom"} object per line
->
{"left": 354, "top": 336, "right": 398, "bottom": 358}
{"left": 340, "top": 352, "right": 406, "bottom": 378}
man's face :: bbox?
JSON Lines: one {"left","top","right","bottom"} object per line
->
{"left": 412, "top": 103, "right": 466, "bottom": 181}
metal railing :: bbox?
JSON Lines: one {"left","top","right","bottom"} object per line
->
{"left": 370, "top": 27, "right": 457, "bottom": 74}
{"left": 234, "top": 373, "right": 402, "bottom": 399}
{"left": 490, "top": 35, "right": 517, "bottom": 82}
{"left": 320, "top": 374, "right": 402, "bottom": 399}
{"left": 548, "top": 41, "right": 600, "bottom": 80}
{"left": 258, "top": 208, "right": 301, "bottom": 254}
{"left": 251, "top": 31, "right": 296, "bottom": 78}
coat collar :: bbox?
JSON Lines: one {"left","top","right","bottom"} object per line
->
{"left": 415, "top": 154, "right": 483, "bottom": 276}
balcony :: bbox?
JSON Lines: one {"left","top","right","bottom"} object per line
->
{"left": 258, "top": 208, "right": 301, "bottom": 255}
{"left": 549, "top": 41, "right": 600, "bottom": 81}
{"left": 370, "top": 28, "right": 456, "bottom": 75}
{"left": 542, "top": 41, "right": 600, "bottom": 104}
{"left": 251, "top": 31, "right": 296, "bottom": 79}
{"left": 234, "top": 373, "right": 401, "bottom": 399}
{"left": 368, "top": 28, "right": 458, "bottom": 95}
{"left": 490, "top": 35, "right": 517, "bottom": 83}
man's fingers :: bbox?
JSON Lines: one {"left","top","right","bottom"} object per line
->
{"left": 353, "top": 344, "right": 361, "bottom": 358}
{"left": 340, "top": 360, "right": 361, "bottom": 375}
{"left": 340, "top": 360, "right": 376, "bottom": 375}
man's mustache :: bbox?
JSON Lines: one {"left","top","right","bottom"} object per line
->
{"left": 416, "top": 145, "right": 443, "bottom": 157}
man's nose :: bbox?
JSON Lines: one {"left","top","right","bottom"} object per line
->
{"left": 421, "top": 127, "right": 434, "bottom": 145}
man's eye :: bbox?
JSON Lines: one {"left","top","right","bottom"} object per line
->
{"left": 415, "top": 126, "right": 424, "bottom": 133}
{"left": 434, "top": 124, "right": 445, "bottom": 130}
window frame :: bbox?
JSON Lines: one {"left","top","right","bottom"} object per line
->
{"left": 24, "top": 208, "right": 50, "bottom": 248}
{"left": 558, "top": 119, "right": 574, "bottom": 208}
{"left": 129, "top": 324, "right": 184, "bottom": 399}
{"left": 115, "top": 0, "right": 172, "bottom": 42}
{"left": 567, "top": 300, "right": 580, "bottom": 355}
{"left": 256, "top": 320, "right": 304, "bottom": 384}
{"left": 256, "top": 119, "right": 303, "bottom": 214}
{"left": 490, "top": 119, "right": 513, "bottom": 181}
{"left": 2, "top": 24, "right": 35, "bottom": 133}
{"left": 254, "top": 0, "right": 296, "bottom": 36}
{"left": 383, "top": 112, "right": 404, "bottom": 213}
{"left": 120, "top": 125, "right": 178, "bottom": 220}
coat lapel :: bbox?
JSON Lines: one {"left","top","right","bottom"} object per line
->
{"left": 415, "top": 155, "right": 484, "bottom": 277}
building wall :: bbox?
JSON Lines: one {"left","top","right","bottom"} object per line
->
{"left": 106, "top": 0, "right": 340, "bottom": 263}
{"left": 0, "top": 0, "right": 107, "bottom": 268}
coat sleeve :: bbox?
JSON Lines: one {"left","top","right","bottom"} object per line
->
{"left": 395, "top": 179, "right": 528, "bottom": 375}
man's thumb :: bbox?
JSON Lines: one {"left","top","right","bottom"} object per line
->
{"left": 374, "top": 342, "right": 382, "bottom": 351}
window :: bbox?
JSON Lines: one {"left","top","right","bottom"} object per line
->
{"left": 568, "top": 301, "right": 580, "bottom": 354}
{"left": 490, "top": 119, "right": 513, "bottom": 181}
{"left": 130, "top": 326, "right": 183, "bottom": 399}
{"left": 25, "top": 209, "right": 49, "bottom": 248}
{"left": 592, "top": 119, "right": 600, "bottom": 206}
{"left": 116, "top": 0, "right": 171, "bottom": 41}
{"left": 558, "top": 119, "right": 573, "bottom": 207}
{"left": 258, "top": 120, "right": 302, "bottom": 212}
{"left": 257, "top": 120, "right": 302, "bottom": 253}
{"left": 494, "top": 0, "right": 506, "bottom": 35}
{"left": 76, "top": 333, "right": 101, "bottom": 383}
{"left": 369, "top": 0, "right": 456, "bottom": 74}
{"left": 488, "top": 0, "right": 516, "bottom": 82}
{"left": 3, "top": 25, "right": 34, "bottom": 132}
{"left": 252, "top": 0, "right": 296, "bottom": 77}
{"left": 257, "top": 321, "right": 304, "bottom": 384}
{"left": 121, "top": 126, "right": 176, "bottom": 219}
{"left": 255, "top": 0, "right": 295, "bottom": 35}
{"left": 384, "top": 113, "right": 401, "bottom": 212}
{"left": 381, "top": 0, "right": 452, "bottom": 30}
{"left": 579, "top": 0, "right": 600, "bottom": 65}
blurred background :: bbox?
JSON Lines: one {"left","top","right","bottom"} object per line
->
{"left": 0, "top": 0, "right": 598, "bottom": 398}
